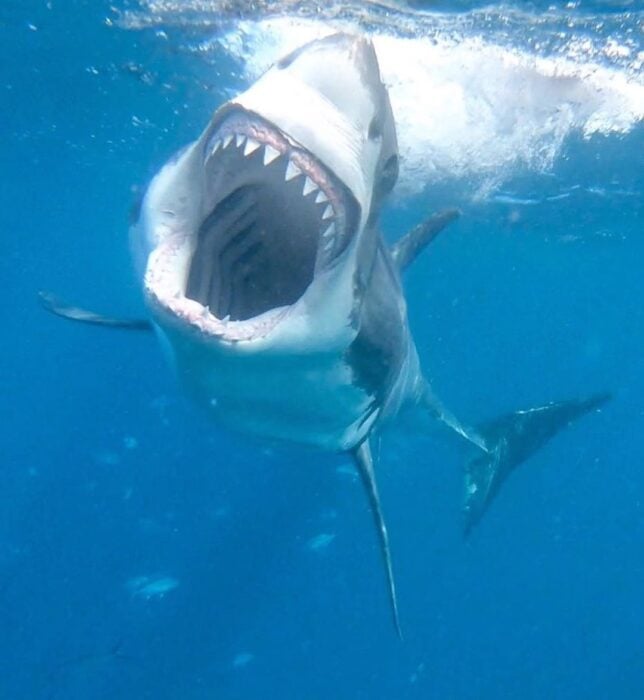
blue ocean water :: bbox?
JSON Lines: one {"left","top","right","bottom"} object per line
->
{"left": 2, "top": 1, "right": 643, "bottom": 697}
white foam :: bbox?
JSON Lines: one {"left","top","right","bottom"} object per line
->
{"left": 118, "top": 3, "right": 643, "bottom": 197}
{"left": 217, "top": 15, "right": 644, "bottom": 195}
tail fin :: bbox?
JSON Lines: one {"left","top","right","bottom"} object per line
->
{"left": 463, "top": 393, "right": 611, "bottom": 536}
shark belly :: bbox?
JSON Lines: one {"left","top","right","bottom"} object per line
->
{"left": 161, "top": 326, "right": 379, "bottom": 451}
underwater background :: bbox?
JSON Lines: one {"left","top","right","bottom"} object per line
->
{"left": 2, "top": 1, "right": 643, "bottom": 697}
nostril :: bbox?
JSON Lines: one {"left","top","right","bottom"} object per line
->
{"left": 276, "top": 44, "right": 306, "bottom": 70}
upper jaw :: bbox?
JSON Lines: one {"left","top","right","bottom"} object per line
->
{"left": 144, "top": 108, "right": 360, "bottom": 344}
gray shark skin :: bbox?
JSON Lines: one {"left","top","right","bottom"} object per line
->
{"left": 41, "top": 34, "right": 609, "bottom": 637}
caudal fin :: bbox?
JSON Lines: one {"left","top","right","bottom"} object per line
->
{"left": 463, "top": 393, "right": 611, "bottom": 536}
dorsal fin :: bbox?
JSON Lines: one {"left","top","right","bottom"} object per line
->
{"left": 352, "top": 439, "right": 402, "bottom": 639}
{"left": 38, "top": 291, "right": 153, "bottom": 331}
{"left": 390, "top": 208, "right": 460, "bottom": 272}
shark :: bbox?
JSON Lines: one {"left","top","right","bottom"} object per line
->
{"left": 41, "top": 33, "right": 609, "bottom": 637}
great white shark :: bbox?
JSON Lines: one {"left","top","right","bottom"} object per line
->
{"left": 41, "top": 33, "right": 609, "bottom": 637}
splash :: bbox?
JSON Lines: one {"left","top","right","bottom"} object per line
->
{"left": 218, "top": 16, "right": 643, "bottom": 195}
{"left": 118, "top": 2, "right": 644, "bottom": 195}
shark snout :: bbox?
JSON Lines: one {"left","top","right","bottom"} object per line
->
{"left": 276, "top": 33, "right": 385, "bottom": 129}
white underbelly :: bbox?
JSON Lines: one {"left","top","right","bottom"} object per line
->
{"left": 168, "top": 334, "right": 377, "bottom": 451}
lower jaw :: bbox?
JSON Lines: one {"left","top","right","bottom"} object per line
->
{"left": 144, "top": 238, "right": 290, "bottom": 344}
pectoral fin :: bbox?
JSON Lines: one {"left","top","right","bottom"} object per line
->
{"left": 39, "top": 291, "right": 153, "bottom": 331}
{"left": 352, "top": 440, "right": 402, "bottom": 639}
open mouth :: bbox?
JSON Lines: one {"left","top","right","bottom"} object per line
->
{"left": 145, "top": 109, "right": 359, "bottom": 342}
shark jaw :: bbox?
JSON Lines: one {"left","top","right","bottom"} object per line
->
{"left": 144, "top": 108, "right": 360, "bottom": 344}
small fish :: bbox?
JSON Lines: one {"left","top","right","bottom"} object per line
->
{"left": 126, "top": 575, "right": 179, "bottom": 600}
{"left": 232, "top": 652, "right": 254, "bottom": 669}
{"left": 306, "top": 533, "right": 336, "bottom": 551}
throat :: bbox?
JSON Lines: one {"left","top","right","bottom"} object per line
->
{"left": 186, "top": 184, "right": 320, "bottom": 321}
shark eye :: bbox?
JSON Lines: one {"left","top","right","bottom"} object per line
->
{"left": 368, "top": 117, "right": 382, "bottom": 140}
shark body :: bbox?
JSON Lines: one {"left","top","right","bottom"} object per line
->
{"left": 42, "top": 34, "right": 609, "bottom": 636}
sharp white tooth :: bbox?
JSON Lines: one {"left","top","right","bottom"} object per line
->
{"left": 201, "top": 306, "right": 210, "bottom": 318}
{"left": 211, "top": 140, "right": 222, "bottom": 155}
{"left": 315, "top": 190, "right": 329, "bottom": 204}
{"left": 321, "top": 204, "right": 334, "bottom": 220}
{"left": 322, "top": 223, "right": 335, "bottom": 240}
{"left": 302, "top": 177, "right": 318, "bottom": 197}
{"left": 235, "top": 134, "right": 246, "bottom": 148}
{"left": 263, "top": 144, "right": 280, "bottom": 166}
{"left": 222, "top": 314, "right": 230, "bottom": 324}
{"left": 244, "top": 138, "right": 260, "bottom": 157}
{"left": 222, "top": 134, "right": 234, "bottom": 148}
{"left": 323, "top": 237, "right": 335, "bottom": 252}
{"left": 285, "top": 160, "right": 302, "bottom": 181}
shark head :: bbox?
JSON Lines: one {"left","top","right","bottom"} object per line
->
{"left": 133, "top": 33, "right": 398, "bottom": 355}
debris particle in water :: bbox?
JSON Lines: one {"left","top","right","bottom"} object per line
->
{"left": 95, "top": 451, "right": 120, "bottom": 466}
{"left": 410, "top": 662, "right": 426, "bottom": 684}
{"left": 123, "top": 435, "right": 138, "bottom": 450}
{"left": 213, "top": 505, "right": 230, "bottom": 519}
{"left": 320, "top": 507, "right": 338, "bottom": 520}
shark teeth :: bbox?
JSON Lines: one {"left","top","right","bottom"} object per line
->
{"left": 284, "top": 160, "right": 302, "bottom": 182}
{"left": 244, "top": 138, "right": 260, "bottom": 157}
{"left": 322, "top": 223, "right": 335, "bottom": 240}
{"left": 302, "top": 176, "right": 318, "bottom": 197}
{"left": 206, "top": 131, "right": 342, "bottom": 251}
{"left": 321, "top": 224, "right": 335, "bottom": 253}
{"left": 263, "top": 144, "right": 280, "bottom": 166}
